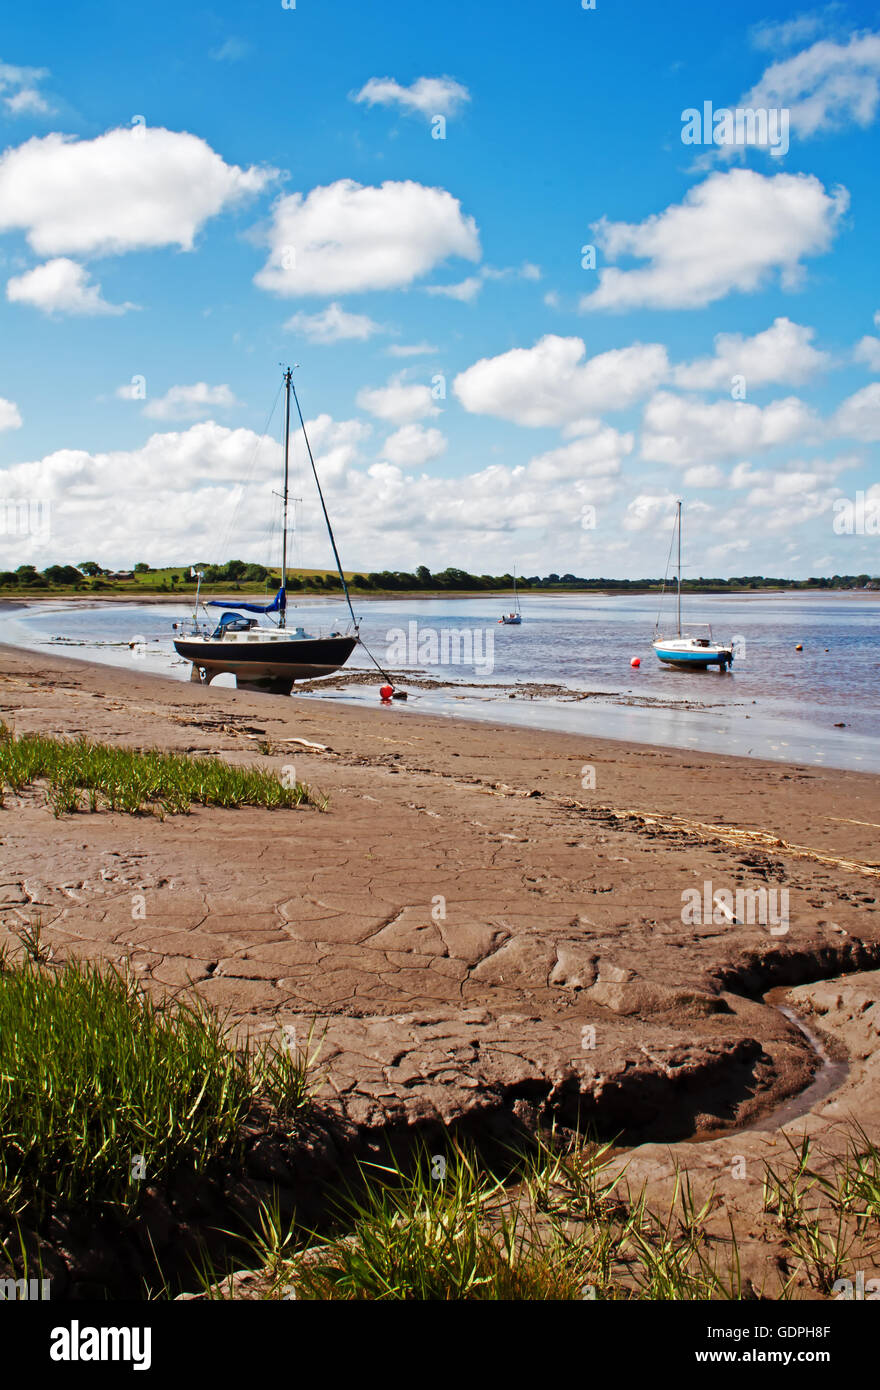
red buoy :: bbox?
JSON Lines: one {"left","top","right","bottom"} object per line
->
{"left": 630, "top": 657, "right": 641, "bottom": 668}
{"left": 379, "top": 683, "right": 394, "bottom": 700}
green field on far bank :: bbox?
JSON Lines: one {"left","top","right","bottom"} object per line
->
{"left": 2, "top": 559, "right": 878, "bottom": 601}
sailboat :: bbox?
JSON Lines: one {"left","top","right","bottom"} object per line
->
{"left": 652, "top": 500, "right": 733, "bottom": 670}
{"left": 173, "top": 367, "right": 359, "bottom": 695}
{"left": 499, "top": 567, "right": 522, "bottom": 625}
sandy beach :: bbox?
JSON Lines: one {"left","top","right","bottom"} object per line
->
{"left": 2, "top": 640, "right": 880, "bottom": 1295}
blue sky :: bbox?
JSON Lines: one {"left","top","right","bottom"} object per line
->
{"left": 1, "top": 0, "right": 879, "bottom": 576}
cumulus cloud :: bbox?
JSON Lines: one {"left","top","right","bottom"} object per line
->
{"left": 6, "top": 258, "right": 134, "bottom": 316}
{"left": 641, "top": 391, "right": 819, "bottom": 464}
{"left": 580, "top": 170, "right": 847, "bottom": 311}
{"left": 381, "top": 423, "right": 447, "bottom": 467}
{"left": 744, "top": 30, "right": 880, "bottom": 139}
{"left": 283, "top": 302, "right": 384, "bottom": 343}
{"left": 453, "top": 335, "right": 669, "bottom": 427}
{"left": 673, "top": 317, "right": 830, "bottom": 390}
{"left": 0, "top": 416, "right": 620, "bottom": 570}
{"left": 351, "top": 75, "right": 470, "bottom": 119}
{"left": 833, "top": 382, "right": 880, "bottom": 440}
{"left": 622, "top": 493, "right": 680, "bottom": 532}
{"left": 0, "top": 397, "right": 22, "bottom": 431}
{"left": 854, "top": 335, "right": 880, "bottom": 372}
{"left": 523, "top": 426, "right": 632, "bottom": 483}
{"left": 254, "top": 179, "right": 480, "bottom": 297}
{"left": 0, "top": 127, "right": 274, "bottom": 257}
{"left": 142, "top": 383, "right": 242, "bottom": 421}
{"left": 356, "top": 375, "right": 440, "bottom": 424}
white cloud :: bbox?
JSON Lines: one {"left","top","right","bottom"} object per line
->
{"left": 750, "top": 12, "right": 836, "bottom": 52}
{"left": 351, "top": 76, "right": 470, "bottom": 120}
{"left": 854, "top": 336, "right": 880, "bottom": 372}
{"left": 425, "top": 276, "right": 483, "bottom": 302}
{"left": 833, "top": 382, "right": 880, "bottom": 440}
{"left": 0, "top": 59, "right": 51, "bottom": 117}
{"left": 580, "top": 170, "right": 847, "bottom": 311}
{"left": 683, "top": 464, "right": 725, "bottom": 487}
{"left": 641, "top": 391, "right": 818, "bottom": 464}
{"left": 6, "top": 258, "right": 133, "bottom": 316}
{"left": 0, "top": 127, "right": 274, "bottom": 257}
{"left": 523, "top": 426, "right": 632, "bottom": 482}
{"left": 673, "top": 317, "right": 830, "bottom": 390}
{"left": 0, "top": 417, "right": 621, "bottom": 569}
{"left": 142, "top": 383, "right": 241, "bottom": 421}
{"left": 453, "top": 335, "right": 669, "bottom": 427}
{"left": 744, "top": 31, "right": 880, "bottom": 139}
{"left": 283, "top": 302, "right": 384, "bottom": 343}
{"left": 0, "top": 397, "right": 22, "bottom": 431}
{"left": 425, "top": 262, "right": 542, "bottom": 302}
{"left": 356, "top": 375, "right": 439, "bottom": 424}
{"left": 387, "top": 341, "right": 439, "bottom": 357}
{"left": 382, "top": 423, "right": 447, "bottom": 467}
{"left": 254, "top": 179, "right": 480, "bottom": 297}
{"left": 622, "top": 493, "right": 680, "bottom": 532}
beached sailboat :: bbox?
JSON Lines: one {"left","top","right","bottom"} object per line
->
{"left": 499, "top": 568, "right": 522, "bottom": 625}
{"left": 174, "top": 367, "right": 359, "bottom": 695}
{"left": 653, "top": 500, "right": 733, "bottom": 670}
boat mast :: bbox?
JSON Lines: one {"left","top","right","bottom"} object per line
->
{"left": 676, "top": 498, "right": 682, "bottom": 637}
{"left": 280, "top": 367, "right": 292, "bottom": 630}
{"left": 289, "top": 369, "right": 359, "bottom": 632}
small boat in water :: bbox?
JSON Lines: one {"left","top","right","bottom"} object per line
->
{"left": 653, "top": 500, "right": 733, "bottom": 671}
{"left": 499, "top": 567, "right": 522, "bottom": 625}
{"left": 174, "top": 367, "right": 359, "bottom": 695}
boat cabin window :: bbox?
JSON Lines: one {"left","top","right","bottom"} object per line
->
{"left": 211, "top": 616, "right": 258, "bottom": 639}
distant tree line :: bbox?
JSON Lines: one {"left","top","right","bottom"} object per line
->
{"left": 0, "top": 562, "right": 877, "bottom": 593}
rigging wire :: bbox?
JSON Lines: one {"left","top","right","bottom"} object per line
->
{"left": 654, "top": 503, "right": 679, "bottom": 633}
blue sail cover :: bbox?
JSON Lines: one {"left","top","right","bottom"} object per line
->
{"left": 207, "top": 586, "right": 286, "bottom": 614}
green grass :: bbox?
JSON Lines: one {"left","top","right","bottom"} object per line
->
{"left": 0, "top": 722, "right": 322, "bottom": 817}
{"left": 0, "top": 955, "right": 313, "bottom": 1224}
{"left": 198, "top": 1125, "right": 880, "bottom": 1301}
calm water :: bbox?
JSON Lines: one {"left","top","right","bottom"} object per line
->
{"left": 3, "top": 593, "right": 879, "bottom": 773}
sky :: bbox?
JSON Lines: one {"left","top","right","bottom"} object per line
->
{"left": 1, "top": 0, "right": 879, "bottom": 578}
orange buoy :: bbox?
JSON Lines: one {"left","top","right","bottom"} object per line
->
{"left": 795, "top": 644, "right": 803, "bottom": 651}
{"left": 631, "top": 657, "right": 641, "bottom": 668}
{"left": 379, "top": 683, "right": 394, "bottom": 700}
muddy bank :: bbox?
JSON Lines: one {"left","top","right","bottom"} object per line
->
{"left": 1, "top": 643, "right": 878, "bottom": 1295}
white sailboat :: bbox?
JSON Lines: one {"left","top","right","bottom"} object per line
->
{"left": 653, "top": 500, "right": 733, "bottom": 671}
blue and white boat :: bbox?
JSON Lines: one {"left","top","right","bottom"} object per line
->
{"left": 652, "top": 501, "right": 733, "bottom": 671}
{"left": 499, "top": 567, "right": 523, "bottom": 625}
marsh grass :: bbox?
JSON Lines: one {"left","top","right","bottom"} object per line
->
{"left": 0, "top": 721, "right": 322, "bottom": 817}
{"left": 0, "top": 956, "right": 313, "bottom": 1223}
{"left": 194, "top": 1124, "right": 880, "bottom": 1302}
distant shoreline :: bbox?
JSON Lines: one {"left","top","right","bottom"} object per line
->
{"left": 3, "top": 588, "right": 880, "bottom": 608}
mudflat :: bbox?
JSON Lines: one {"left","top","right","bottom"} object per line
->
{"left": 2, "top": 641, "right": 878, "bottom": 1150}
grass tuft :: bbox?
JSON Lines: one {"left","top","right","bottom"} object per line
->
{"left": 0, "top": 721, "right": 321, "bottom": 817}
{"left": 0, "top": 956, "right": 313, "bottom": 1222}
